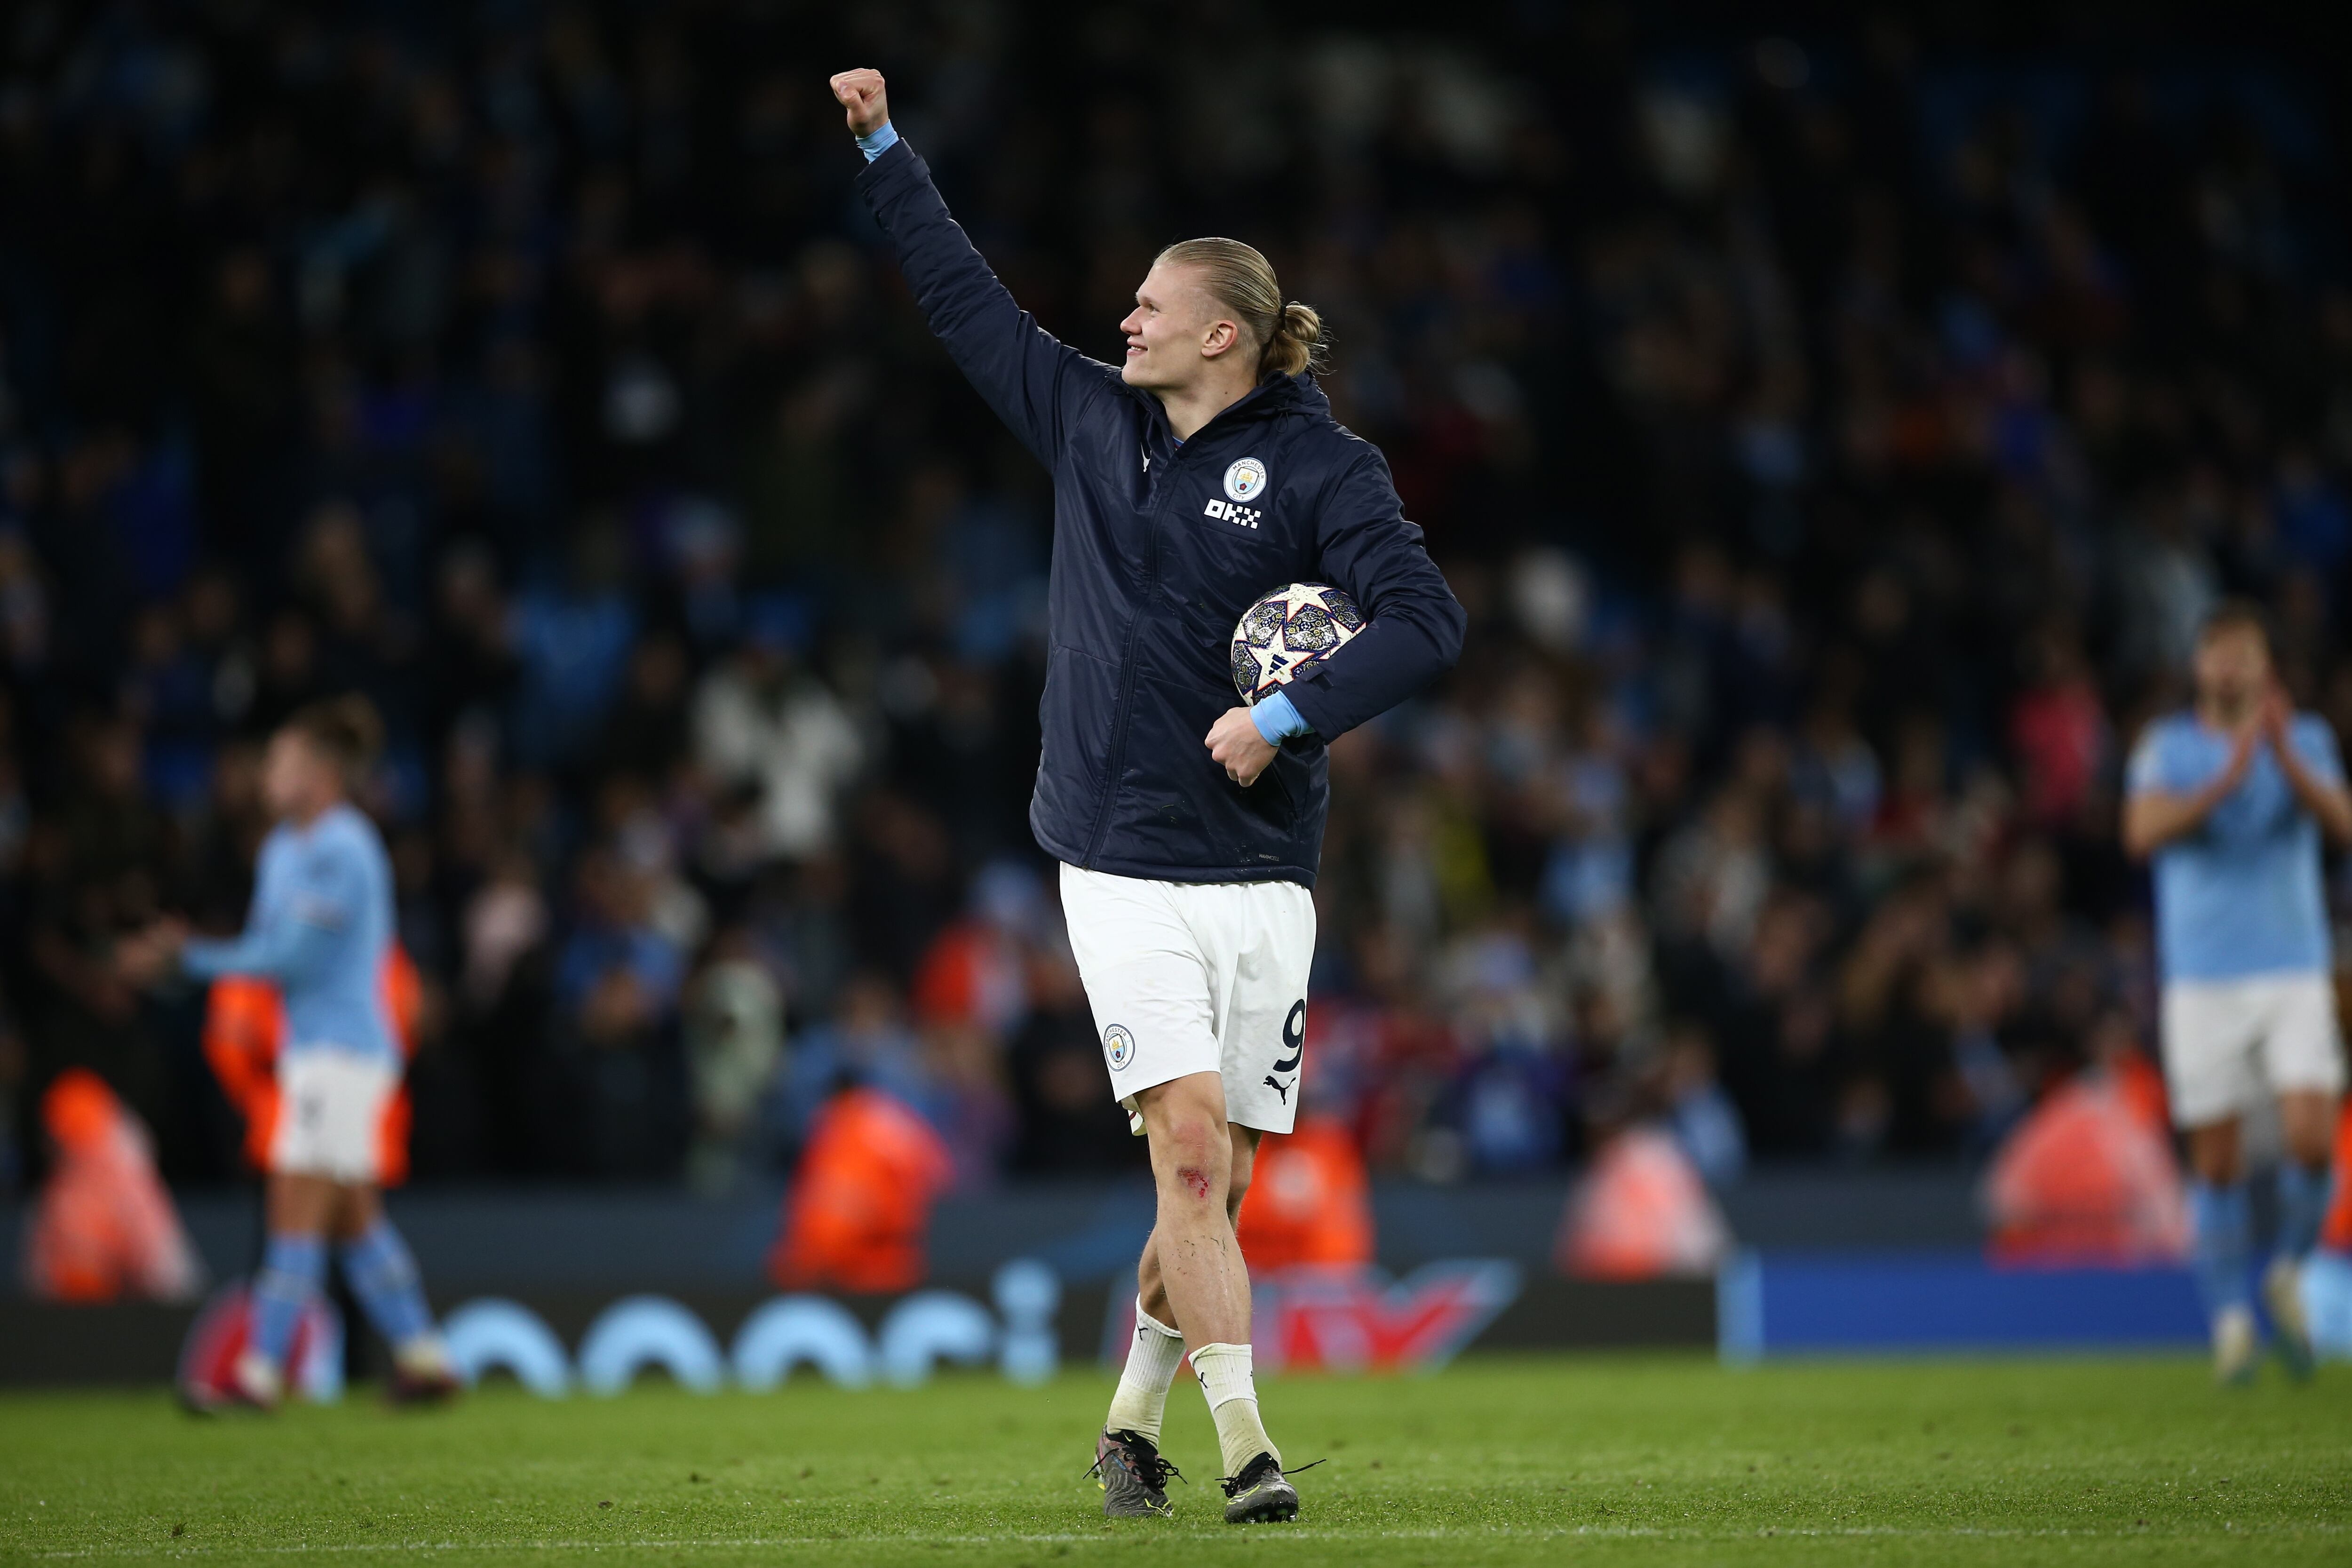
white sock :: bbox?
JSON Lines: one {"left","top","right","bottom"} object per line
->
{"left": 394, "top": 1333, "right": 452, "bottom": 1377}
{"left": 1190, "top": 1341, "right": 1279, "bottom": 1476}
{"left": 233, "top": 1349, "right": 283, "bottom": 1404}
{"left": 1104, "top": 1299, "right": 1187, "bottom": 1444}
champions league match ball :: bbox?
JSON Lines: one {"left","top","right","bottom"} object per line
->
{"left": 1231, "top": 582, "right": 1365, "bottom": 703}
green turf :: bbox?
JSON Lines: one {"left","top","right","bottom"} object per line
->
{"left": 0, "top": 1353, "right": 2344, "bottom": 1566}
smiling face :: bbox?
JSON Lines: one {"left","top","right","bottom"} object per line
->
{"left": 1119, "top": 259, "right": 1244, "bottom": 392}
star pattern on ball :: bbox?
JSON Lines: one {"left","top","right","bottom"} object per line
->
{"left": 1250, "top": 637, "right": 1290, "bottom": 691}
{"left": 1231, "top": 582, "right": 1364, "bottom": 702}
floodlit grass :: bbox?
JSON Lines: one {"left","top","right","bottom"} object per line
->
{"left": 0, "top": 1352, "right": 2344, "bottom": 1565}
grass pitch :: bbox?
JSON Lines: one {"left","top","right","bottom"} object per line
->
{"left": 0, "top": 1353, "right": 2344, "bottom": 1566}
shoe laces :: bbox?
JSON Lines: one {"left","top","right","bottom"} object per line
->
{"left": 1087, "top": 1429, "right": 1184, "bottom": 1492}
{"left": 1218, "top": 1453, "right": 1323, "bottom": 1497}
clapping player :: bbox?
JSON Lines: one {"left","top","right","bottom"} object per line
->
{"left": 2124, "top": 604, "right": 2350, "bottom": 1383}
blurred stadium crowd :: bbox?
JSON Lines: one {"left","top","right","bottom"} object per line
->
{"left": 0, "top": 2, "right": 2347, "bottom": 1197}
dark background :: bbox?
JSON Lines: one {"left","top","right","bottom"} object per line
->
{"left": 2, "top": 0, "right": 2350, "bottom": 1199}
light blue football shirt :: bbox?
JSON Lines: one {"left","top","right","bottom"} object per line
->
{"left": 2125, "top": 711, "right": 2343, "bottom": 982}
{"left": 182, "top": 802, "right": 399, "bottom": 1063}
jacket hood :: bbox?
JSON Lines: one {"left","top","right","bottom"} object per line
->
{"left": 1124, "top": 370, "right": 1327, "bottom": 431}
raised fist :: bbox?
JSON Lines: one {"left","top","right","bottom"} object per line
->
{"left": 828, "top": 69, "right": 889, "bottom": 138}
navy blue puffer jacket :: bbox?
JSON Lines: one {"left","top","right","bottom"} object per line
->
{"left": 859, "top": 140, "right": 1465, "bottom": 887}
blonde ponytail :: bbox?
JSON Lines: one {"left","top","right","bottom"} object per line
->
{"left": 1154, "top": 237, "right": 1329, "bottom": 378}
{"left": 1263, "top": 300, "right": 1326, "bottom": 377}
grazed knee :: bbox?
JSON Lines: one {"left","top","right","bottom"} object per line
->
{"left": 1143, "top": 1082, "right": 1232, "bottom": 1211}
{"left": 1159, "top": 1127, "right": 1228, "bottom": 1210}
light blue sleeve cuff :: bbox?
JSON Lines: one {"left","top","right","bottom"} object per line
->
{"left": 857, "top": 121, "right": 899, "bottom": 161}
{"left": 1251, "top": 689, "right": 1311, "bottom": 745}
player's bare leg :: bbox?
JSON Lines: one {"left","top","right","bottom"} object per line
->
{"left": 1137, "top": 1123, "right": 1258, "bottom": 1328}
{"left": 1130, "top": 1076, "right": 1295, "bottom": 1521}
{"left": 1095, "top": 1116, "right": 1257, "bottom": 1517}
{"left": 1094, "top": 1122, "right": 1260, "bottom": 1512}
{"left": 1136, "top": 1076, "right": 1251, "bottom": 1336}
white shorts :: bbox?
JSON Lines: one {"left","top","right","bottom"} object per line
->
{"left": 1058, "top": 863, "right": 1315, "bottom": 1136}
{"left": 270, "top": 1049, "right": 399, "bottom": 1184}
{"left": 2160, "top": 972, "right": 2346, "bottom": 1129}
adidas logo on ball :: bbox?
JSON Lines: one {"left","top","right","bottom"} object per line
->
{"left": 1231, "top": 582, "right": 1365, "bottom": 703}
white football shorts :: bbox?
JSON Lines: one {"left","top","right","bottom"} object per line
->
{"left": 270, "top": 1048, "right": 400, "bottom": 1184}
{"left": 2159, "top": 971, "right": 2346, "bottom": 1129}
{"left": 1058, "top": 862, "right": 1315, "bottom": 1136}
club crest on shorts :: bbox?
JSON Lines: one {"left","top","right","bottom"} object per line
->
{"left": 1102, "top": 1023, "right": 1136, "bottom": 1071}
{"left": 1224, "top": 457, "right": 1268, "bottom": 503}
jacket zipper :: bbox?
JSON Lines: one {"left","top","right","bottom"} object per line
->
{"left": 1079, "top": 395, "right": 1278, "bottom": 869}
{"left": 1081, "top": 418, "right": 1182, "bottom": 868}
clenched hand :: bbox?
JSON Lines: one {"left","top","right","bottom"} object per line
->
{"left": 1205, "top": 707, "right": 1278, "bottom": 787}
{"left": 828, "top": 69, "right": 890, "bottom": 137}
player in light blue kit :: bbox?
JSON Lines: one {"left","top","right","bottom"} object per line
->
{"left": 124, "top": 698, "right": 455, "bottom": 1408}
{"left": 2124, "top": 604, "right": 2349, "bottom": 1384}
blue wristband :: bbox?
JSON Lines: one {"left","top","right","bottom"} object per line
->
{"left": 856, "top": 121, "right": 899, "bottom": 161}
{"left": 1250, "top": 689, "right": 1311, "bottom": 745}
